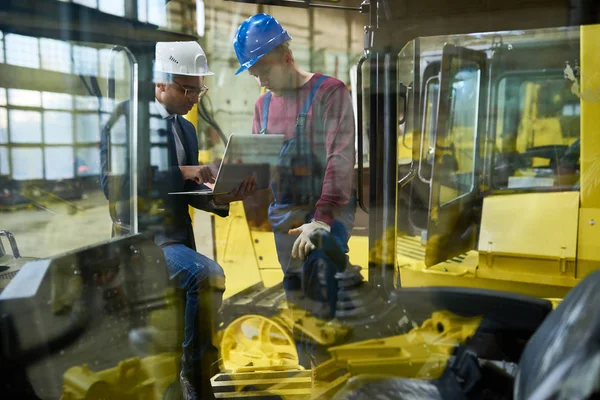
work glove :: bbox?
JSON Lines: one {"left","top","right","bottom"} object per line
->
{"left": 289, "top": 220, "right": 331, "bottom": 260}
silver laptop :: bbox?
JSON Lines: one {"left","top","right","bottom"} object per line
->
{"left": 169, "top": 133, "right": 284, "bottom": 196}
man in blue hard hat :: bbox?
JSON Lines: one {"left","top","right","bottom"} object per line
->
{"left": 233, "top": 14, "right": 357, "bottom": 320}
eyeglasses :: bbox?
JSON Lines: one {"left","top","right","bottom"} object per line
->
{"left": 172, "top": 80, "right": 209, "bottom": 100}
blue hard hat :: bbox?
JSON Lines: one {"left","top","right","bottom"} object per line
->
{"left": 233, "top": 13, "right": 292, "bottom": 76}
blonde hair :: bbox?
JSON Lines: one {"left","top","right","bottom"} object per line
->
{"left": 270, "top": 40, "right": 291, "bottom": 59}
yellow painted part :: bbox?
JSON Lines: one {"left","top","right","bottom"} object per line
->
{"left": 397, "top": 236, "right": 573, "bottom": 298}
{"left": 211, "top": 370, "right": 313, "bottom": 398}
{"left": 61, "top": 354, "right": 178, "bottom": 400}
{"left": 577, "top": 208, "right": 600, "bottom": 280}
{"left": 580, "top": 24, "right": 600, "bottom": 208}
{"left": 478, "top": 192, "right": 579, "bottom": 287}
{"left": 398, "top": 131, "right": 412, "bottom": 162}
{"left": 220, "top": 314, "right": 299, "bottom": 372}
{"left": 479, "top": 191, "right": 578, "bottom": 258}
{"left": 213, "top": 202, "right": 263, "bottom": 299}
{"left": 348, "top": 235, "right": 369, "bottom": 280}
{"left": 311, "top": 311, "right": 481, "bottom": 398}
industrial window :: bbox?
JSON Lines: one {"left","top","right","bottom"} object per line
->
{"left": 44, "top": 112, "right": 73, "bottom": 144}
{"left": 11, "top": 148, "right": 43, "bottom": 180}
{"left": 492, "top": 74, "right": 581, "bottom": 189}
{"left": 0, "top": 30, "right": 4, "bottom": 64}
{"left": 45, "top": 146, "right": 75, "bottom": 180}
{"left": 5, "top": 34, "right": 40, "bottom": 69}
{"left": 9, "top": 110, "right": 42, "bottom": 143}
{"left": 40, "top": 38, "right": 72, "bottom": 73}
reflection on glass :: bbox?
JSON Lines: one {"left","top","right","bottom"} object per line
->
{"left": 76, "top": 114, "right": 100, "bottom": 143}
{"left": 0, "top": 88, "right": 6, "bottom": 106}
{"left": 9, "top": 110, "right": 42, "bottom": 143}
{"left": 12, "top": 148, "right": 43, "bottom": 180}
{"left": 43, "top": 92, "right": 74, "bottom": 110}
{"left": 45, "top": 147, "right": 74, "bottom": 180}
{"left": 0, "top": 146, "right": 8, "bottom": 175}
{"left": 76, "top": 147, "right": 101, "bottom": 176}
{"left": 8, "top": 89, "right": 42, "bottom": 107}
{"left": 5, "top": 34, "right": 40, "bottom": 69}
{"left": 40, "top": 38, "right": 72, "bottom": 73}
{"left": 44, "top": 112, "right": 73, "bottom": 144}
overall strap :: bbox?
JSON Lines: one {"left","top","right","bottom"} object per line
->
{"left": 260, "top": 91, "right": 272, "bottom": 135}
{"left": 295, "top": 75, "right": 328, "bottom": 137}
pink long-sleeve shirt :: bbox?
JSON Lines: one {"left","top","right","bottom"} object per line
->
{"left": 252, "top": 73, "right": 355, "bottom": 226}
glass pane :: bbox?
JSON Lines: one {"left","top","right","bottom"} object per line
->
{"left": 11, "top": 148, "right": 43, "bottom": 180}
{"left": 42, "top": 92, "right": 73, "bottom": 110}
{"left": 0, "top": 88, "right": 5, "bottom": 106}
{"left": 99, "top": 0, "right": 125, "bottom": 17}
{"left": 150, "top": 116, "right": 168, "bottom": 143}
{"left": 45, "top": 146, "right": 74, "bottom": 179}
{"left": 0, "top": 108, "right": 7, "bottom": 144}
{"left": 440, "top": 63, "right": 480, "bottom": 206}
{"left": 151, "top": 146, "right": 169, "bottom": 171}
{"left": 0, "top": 30, "right": 4, "bottom": 63}
{"left": 5, "top": 34, "right": 40, "bottom": 69}
{"left": 493, "top": 76, "right": 581, "bottom": 189}
{"left": 44, "top": 111, "right": 73, "bottom": 144}
{"left": 72, "top": 0, "right": 96, "bottom": 8}
{"left": 0, "top": 146, "right": 8, "bottom": 175}
{"left": 101, "top": 98, "right": 115, "bottom": 113}
{"left": 76, "top": 146, "right": 101, "bottom": 176}
{"left": 40, "top": 38, "right": 72, "bottom": 73}
{"left": 76, "top": 113, "right": 100, "bottom": 143}
{"left": 137, "top": 0, "right": 148, "bottom": 23}
{"left": 98, "top": 48, "right": 126, "bottom": 80}
{"left": 9, "top": 110, "right": 42, "bottom": 143}
{"left": 75, "top": 95, "right": 99, "bottom": 111}
{"left": 8, "top": 89, "right": 42, "bottom": 107}
{"left": 102, "top": 112, "right": 127, "bottom": 144}
{"left": 73, "top": 45, "right": 99, "bottom": 76}
{"left": 110, "top": 145, "right": 126, "bottom": 174}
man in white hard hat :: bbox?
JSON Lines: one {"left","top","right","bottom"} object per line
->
{"left": 101, "top": 41, "right": 255, "bottom": 399}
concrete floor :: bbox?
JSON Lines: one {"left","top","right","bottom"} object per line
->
{"left": 1, "top": 189, "right": 214, "bottom": 260}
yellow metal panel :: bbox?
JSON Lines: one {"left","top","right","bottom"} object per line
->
{"left": 214, "top": 202, "right": 263, "bottom": 299}
{"left": 478, "top": 192, "right": 579, "bottom": 259}
{"left": 580, "top": 24, "right": 600, "bottom": 208}
{"left": 259, "top": 269, "right": 284, "bottom": 288}
{"left": 250, "top": 230, "right": 281, "bottom": 271}
{"left": 577, "top": 207, "right": 600, "bottom": 279}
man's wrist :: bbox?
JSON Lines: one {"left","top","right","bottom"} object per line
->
{"left": 212, "top": 197, "right": 229, "bottom": 207}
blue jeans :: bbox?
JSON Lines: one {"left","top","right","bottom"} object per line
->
{"left": 161, "top": 244, "right": 225, "bottom": 385}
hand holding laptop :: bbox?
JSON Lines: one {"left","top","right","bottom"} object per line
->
{"left": 214, "top": 175, "right": 257, "bottom": 205}
{"left": 180, "top": 165, "right": 216, "bottom": 184}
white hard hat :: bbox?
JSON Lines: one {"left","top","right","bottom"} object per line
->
{"left": 155, "top": 41, "right": 214, "bottom": 77}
